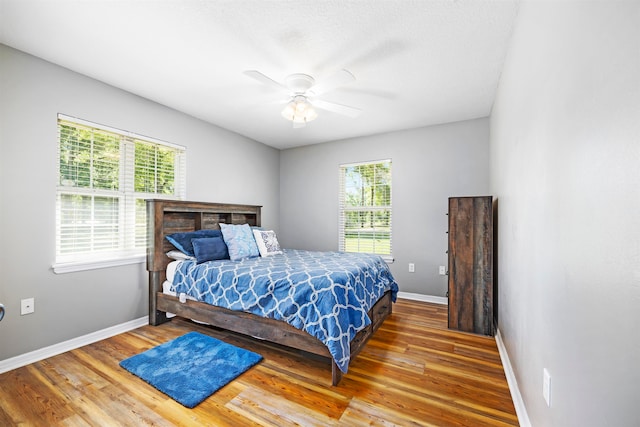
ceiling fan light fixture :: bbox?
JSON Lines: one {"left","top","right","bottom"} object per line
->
{"left": 245, "top": 69, "right": 359, "bottom": 125}
{"left": 281, "top": 95, "right": 317, "bottom": 124}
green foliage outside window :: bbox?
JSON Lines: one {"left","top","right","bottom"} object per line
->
{"left": 57, "top": 118, "right": 185, "bottom": 261}
{"left": 341, "top": 160, "right": 392, "bottom": 256}
{"left": 134, "top": 141, "right": 176, "bottom": 195}
{"left": 59, "top": 124, "right": 120, "bottom": 190}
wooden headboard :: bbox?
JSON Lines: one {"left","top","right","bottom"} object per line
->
{"left": 146, "top": 199, "right": 262, "bottom": 324}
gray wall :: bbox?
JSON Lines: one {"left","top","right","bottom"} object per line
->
{"left": 279, "top": 118, "right": 490, "bottom": 296}
{"left": 0, "top": 44, "right": 280, "bottom": 361}
{"left": 490, "top": 1, "right": 640, "bottom": 426}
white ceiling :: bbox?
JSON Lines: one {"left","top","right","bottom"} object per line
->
{"left": 0, "top": 0, "right": 519, "bottom": 150}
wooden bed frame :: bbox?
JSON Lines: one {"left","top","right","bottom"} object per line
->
{"left": 146, "top": 199, "right": 393, "bottom": 386}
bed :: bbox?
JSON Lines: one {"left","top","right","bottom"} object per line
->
{"left": 146, "top": 199, "right": 398, "bottom": 385}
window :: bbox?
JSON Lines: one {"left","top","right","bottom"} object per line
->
{"left": 55, "top": 114, "right": 186, "bottom": 271}
{"left": 339, "top": 159, "right": 392, "bottom": 259}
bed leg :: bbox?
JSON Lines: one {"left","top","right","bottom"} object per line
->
{"left": 149, "top": 271, "right": 169, "bottom": 326}
{"left": 331, "top": 362, "right": 343, "bottom": 386}
{"left": 150, "top": 310, "right": 169, "bottom": 326}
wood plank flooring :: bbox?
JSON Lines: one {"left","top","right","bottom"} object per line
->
{"left": 0, "top": 299, "right": 518, "bottom": 426}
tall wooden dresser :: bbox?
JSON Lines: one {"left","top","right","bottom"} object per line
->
{"left": 447, "top": 196, "right": 494, "bottom": 336}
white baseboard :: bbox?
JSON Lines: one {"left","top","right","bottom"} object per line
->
{"left": 397, "top": 291, "right": 448, "bottom": 305}
{"left": 0, "top": 316, "right": 149, "bottom": 374}
{"left": 495, "top": 328, "right": 530, "bottom": 427}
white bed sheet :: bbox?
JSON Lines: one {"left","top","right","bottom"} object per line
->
{"left": 163, "top": 259, "right": 202, "bottom": 322}
{"left": 166, "top": 260, "right": 182, "bottom": 284}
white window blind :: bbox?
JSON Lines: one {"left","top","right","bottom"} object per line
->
{"left": 55, "top": 115, "right": 186, "bottom": 268}
{"left": 339, "top": 159, "right": 392, "bottom": 259}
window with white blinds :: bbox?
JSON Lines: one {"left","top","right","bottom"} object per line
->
{"left": 339, "top": 159, "right": 392, "bottom": 259}
{"left": 55, "top": 114, "right": 186, "bottom": 269}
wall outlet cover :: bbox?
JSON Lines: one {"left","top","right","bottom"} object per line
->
{"left": 543, "top": 368, "right": 551, "bottom": 407}
{"left": 21, "top": 298, "right": 35, "bottom": 315}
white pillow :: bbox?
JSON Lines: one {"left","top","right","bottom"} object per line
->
{"left": 166, "top": 250, "right": 195, "bottom": 261}
{"left": 252, "top": 229, "right": 283, "bottom": 257}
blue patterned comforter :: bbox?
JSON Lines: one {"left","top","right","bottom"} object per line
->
{"left": 171, "top": 249, "right": 398, "bottom": 373}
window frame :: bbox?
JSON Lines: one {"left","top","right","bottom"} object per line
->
{"left": 53, "top": 114, "right": 186, "bottom": 273}
{"left": 338, "top": 159, "right": 393, "bottom": 261}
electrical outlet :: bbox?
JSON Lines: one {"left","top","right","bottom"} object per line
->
{"left": 408, "top": 263, "right": 415, "bottom": 273}
{"left": 439, "top": 265, "right": 446, "bottom": 275}
{"left": 21, "top": 298, "right": 35, "bottom": 315}
{"left": 543, "top": 368, "right": 551, "bottom": 407}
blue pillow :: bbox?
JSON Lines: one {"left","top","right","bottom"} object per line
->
{"left": 192, "top": 236, "right": 229, "bottom": 264}
{"left": 220, "top": 223, "right": 260, "bottom": 261}
{"left": 165, "top": 229, "right": 222, "bottom": 257}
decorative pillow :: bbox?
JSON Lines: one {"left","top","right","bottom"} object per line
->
{"left": 165, "top": 229, "right": 222, "bottom": 257}
{"left": 192, "top": 236, "right": 229, "bottom": 264}
{"left": 252, "top": 229, "right": 283, "bottom": 257}
{"left": 166, "top": 250, "right": 195, "bottom": 261}
{"left": 219, "top": 223, "right": 260, "bottom": 261}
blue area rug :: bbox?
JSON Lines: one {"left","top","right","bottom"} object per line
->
{"left": 119, "top": 332, "right": 262, "bottom": 408}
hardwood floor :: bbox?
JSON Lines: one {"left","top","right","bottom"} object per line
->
{"left": 0, "top": 299, "right": 518, "bottom": 426}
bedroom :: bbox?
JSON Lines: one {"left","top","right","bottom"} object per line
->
{"left": 0, "top": 1, "right": 638, "bottom": 426}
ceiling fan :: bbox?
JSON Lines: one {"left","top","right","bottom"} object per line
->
{"left": 243, "top": 69, "right": 362, "bottom": 128}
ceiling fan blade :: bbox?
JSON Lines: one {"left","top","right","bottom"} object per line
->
{"left": 307, "top": 69, "right": 355, "bottom": 96}
{"left": 311, "top": 98, "right": 361, "bottom": 118}
{"left": 243, "top": 70, "right": 287, "bottom": 91}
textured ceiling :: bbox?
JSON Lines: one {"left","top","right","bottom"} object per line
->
{"left": 0, "top": 0, "right": 519, "bottom": 149}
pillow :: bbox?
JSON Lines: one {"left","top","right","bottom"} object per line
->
{"left": 166, "top": 250, "right": 195, "bottom": 261}
{"left": 192, "top": 236, "right": 229, "bottom": 264}
{"left": 165, "top": 229, "right": 222, "bottom": 257}
{"left": 252, "top": 229, "right": 283, "bottom": 257}
{"left": 219, "top": 223, "right": 260, "bottom": 261}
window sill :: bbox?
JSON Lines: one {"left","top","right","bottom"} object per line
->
{"left": 52, "top": 255, "right": 146, "bottom": 274}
